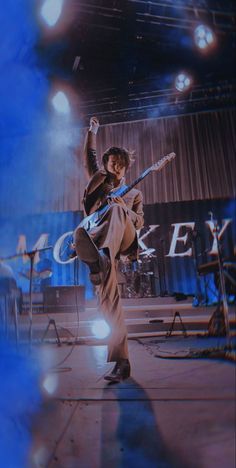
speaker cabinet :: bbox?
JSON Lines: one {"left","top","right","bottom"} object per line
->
{"left": 43, "top": 286, "right": 85, "bottom": 313}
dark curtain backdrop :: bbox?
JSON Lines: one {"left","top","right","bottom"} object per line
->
{"left": 1, "top": 109, "right": 235, "bottom": 216}
{"left": 69, "top": 108, "right": 236, "bottom": 212}
{"left": 92, "top": 109, "right": 236, "bottom": 207}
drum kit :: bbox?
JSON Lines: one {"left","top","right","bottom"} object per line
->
{"left": 117, "top": 248, "right": 158, "bottom": 298}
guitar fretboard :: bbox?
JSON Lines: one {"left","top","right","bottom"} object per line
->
{"left": 118, "top": 167, "right": 152, "bottom": 197}
{"left": 96, "top": 158, "right": 167, "bottom": 214}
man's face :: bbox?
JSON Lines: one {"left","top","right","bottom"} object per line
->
{"left": 106, "top": 155, "right": 126, "bottom": 180}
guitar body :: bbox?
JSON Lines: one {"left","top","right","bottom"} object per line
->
{"left": 79, "top": 207, "right": 107, "bottom": 231}
{"left": 79, "top": 184, "right": 129, "bottom": 231}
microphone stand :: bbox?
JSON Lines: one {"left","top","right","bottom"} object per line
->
{"left": 1, "top": 246, "right": 52, "bottom": 348}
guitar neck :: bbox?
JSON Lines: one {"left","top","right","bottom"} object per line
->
{"left": 96, "top": 167, "right": 151, "bottom": 214}
{"left": 119, "top": 167, "right": 152, "bottom": 197}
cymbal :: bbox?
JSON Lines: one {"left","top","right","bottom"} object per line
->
{"left": 139, "top": 248, "right": 156, "bottom": 257}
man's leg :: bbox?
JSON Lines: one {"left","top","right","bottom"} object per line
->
{"left": 74, "top": 204, "right": 136, "bottom": 381}
{"left": 91, "top": 204, "right": 136, "bottom": 363}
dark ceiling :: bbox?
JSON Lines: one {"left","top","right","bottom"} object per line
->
{"left": 38, "top": 0, "right": 236, "bottom": 124}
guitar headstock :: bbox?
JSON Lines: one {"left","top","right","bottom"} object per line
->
{"left": 151, "top": 152, "right": 176, "bottom": 172}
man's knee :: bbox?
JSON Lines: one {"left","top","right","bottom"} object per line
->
{"left": 108, "top": 203, "right": 127, "bottom": 217}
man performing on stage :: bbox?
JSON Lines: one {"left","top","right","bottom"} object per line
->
{"left": 74, "top": 117, "right": 144, "bottom": 383}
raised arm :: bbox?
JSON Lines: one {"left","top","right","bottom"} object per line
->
{"left": 84, "top": 116, "right": 100, "bottom": 178}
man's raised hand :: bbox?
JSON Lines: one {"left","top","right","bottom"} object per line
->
{"left": 89, "top": 116, "right": 99, "bottom": 135}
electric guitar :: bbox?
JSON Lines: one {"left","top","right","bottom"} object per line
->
{"left": 80, "top": 152, "right": 176, "bottom": 231}
{"left": 65, "top": 152, "right": 176, "bottom": 259}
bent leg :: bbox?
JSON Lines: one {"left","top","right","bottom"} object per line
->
{"left": 74, "top": 204, "right": 136, "bottom": 362}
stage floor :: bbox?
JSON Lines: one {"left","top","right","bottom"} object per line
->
{"left": 28, "top": 335, "right": 236, "bottom": 468}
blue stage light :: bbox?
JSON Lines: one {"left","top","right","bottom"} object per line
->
{"left": 91, "top": 320, "right": 111, "bottom": 339}
{"left": 175, "top": 73, "right": 192, "bottom": 92}
{"left": 51, "top": 91, "right": 70, "bottom": 114}
{"left": 194, "top": 25, "right": 215, "bottom": 50}
{"left": 41, "top": 0, "right": 63, "bottom": 27}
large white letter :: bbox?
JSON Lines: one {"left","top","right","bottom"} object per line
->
{"left": 166, "top": 222, "right": 195, "bottom": 257}
{"left": 16, "top": 233, "right": 49, "bottom": 264}
{"left": 53, "top": 231, "right": 75, "bottom": 264}
{"left": 205, "top": 218, "right": 232, "bottom": 255}
{"left": 138, "top": 224, "right": 160, "bottom": 251}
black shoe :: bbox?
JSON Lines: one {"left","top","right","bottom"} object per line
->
{"left": 75, "top": 228, "right": 111, "bottom": 285}
{"left": 104, "top": 359, "right": 131, "bottom": 383}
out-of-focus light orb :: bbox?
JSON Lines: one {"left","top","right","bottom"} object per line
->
{"left": 52, "top": 91, "right": 70, "bottom": 114}
{"left": 32, "top": 446, "right": 48, "bottom": 467}
{"left": 41, "top": 0, "right": 63, "bottom": 27}
{"left": 42, "top": 373, "right": 58, "bottom": 395}
{"left": 91, "top": 320, "right": 111, "bottom": 339}
{"left": 175, "top": 73, "right": 192, "bottom": 92}
{"left": 194, "top": 25, "right": 215, "bottom": 50}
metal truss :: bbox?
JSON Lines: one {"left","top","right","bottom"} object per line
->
{"left": 71, "top": 0, "right": 236, "bottom": 33}
{"left": 79, "top": 79, "right": 236, "bottom": 124}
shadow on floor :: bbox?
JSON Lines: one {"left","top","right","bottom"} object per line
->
{"left": 100, "top": 378, "right": 191, "bottom": 468}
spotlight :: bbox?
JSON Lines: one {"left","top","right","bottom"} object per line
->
{"left": 91, "top": 320, "right": 111, "bottom": 339}
{"left": 175, "top": 73, "right": 192, "bottom": 92}
{"left": 51, "top": 91, "right": 70, "bottom": 114}
{"left": 41, "top": 0, "right": 63, "bottom": 27}
{"left": 194, "top": 25, "right": 215, "bottom": 50}
{"left": 32, "top": 446, "right": 49, "bottom": 467}
{"left": 41, "top": 373, "right": 58, "bottom": 395}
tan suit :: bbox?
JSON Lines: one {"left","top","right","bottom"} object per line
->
{"left": 75, "top": 131, "right": 144, "bottom": 361}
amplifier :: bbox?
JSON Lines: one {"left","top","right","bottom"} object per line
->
{"left": 43, "top": 286, "right": 85, "bottom": 313}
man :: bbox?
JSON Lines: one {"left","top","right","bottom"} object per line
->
{"left": 74, "top": 117, "right": 144, "bottom": 383}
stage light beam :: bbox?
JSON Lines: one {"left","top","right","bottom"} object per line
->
{"left": 91, "top": 320, "right": 111, "bottom": 339}
{"left": 41, "top": 0, "right": 63, "bottom": 27}
{"left": 51, "top": 91, "right": 70, "bottom": 114}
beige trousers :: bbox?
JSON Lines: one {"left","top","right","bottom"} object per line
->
{"left": 78, "top": 204, "right": 136, "bottom": 362}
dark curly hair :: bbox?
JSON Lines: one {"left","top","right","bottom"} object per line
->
{"left": 102, "top": 146, "right": 134, "bottom": 171}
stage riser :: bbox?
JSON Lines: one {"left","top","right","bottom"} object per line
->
{"left": 14, "top": 315, "right": 236, "bottom": 343}
{"left": 21, "top": 305, "right": 236, "bottom": 320}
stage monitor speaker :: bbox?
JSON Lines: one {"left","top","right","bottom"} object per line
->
{"left": 43, "top": 286, "right": 85, "bottom": 313}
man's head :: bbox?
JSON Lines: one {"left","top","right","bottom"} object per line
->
{"left": 102, "top": 147, "right": 134, "bottom": 180}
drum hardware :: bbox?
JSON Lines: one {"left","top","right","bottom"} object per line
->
{"left": 41, "top": 318, "right": 62, "bottom": 346}
{"left": 157, "top": 238, "right": 169, "bottom": 297}
{"left": 166, "top": 311, "right": 188, "bottom": 338}
{"left": 1, "top": 246, "right": 53, "bottom": 347}
{"left": 117, "top": 256, "right": 158, "bottom": 298}
{"left": 200, "top": 213, "right": 232, "bottom": 345}
{"left": 139, "top": 248, "right": 156, "bottom": 257}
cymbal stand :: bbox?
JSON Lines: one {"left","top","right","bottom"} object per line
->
{"left": 191, "top": 230, "right": 204, "bottom": 306}
{"left": 27, "top": 247, "right": 53, "bottom": 348}
{"left": 212, "top": 216, "right": 231, "bottom": 347}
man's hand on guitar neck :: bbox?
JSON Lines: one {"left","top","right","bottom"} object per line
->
{"left": 108, "top": 196, "right": 127, "bottom": 211}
